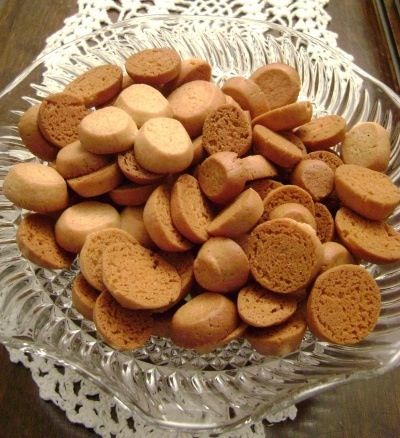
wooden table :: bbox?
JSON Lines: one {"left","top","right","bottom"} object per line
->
{"left": 0, "top": 1, "right": 399, "bottom": 437}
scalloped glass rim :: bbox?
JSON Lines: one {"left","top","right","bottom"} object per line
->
{"left": 0, "top": 15, "right": 400, "bottom": 434}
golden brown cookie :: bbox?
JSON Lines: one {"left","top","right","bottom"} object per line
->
{"left": 4, "top": 163, "right": 69, "bottom": 213}
{"left": 240, "top": 155, "right": 278, "bottom": 181}
{"left": 125, "top": 48, "right": 181, "bottom": 86}
{"left": 170, "top": 292, "right": 239, "bottom": 350}
{"left": 341, "top": 122, "right": 391, "bottom": 172}
{"left": 280, "top": 131, "right": 307, "bottom": 155}
{"left": 72, "top": 273, "right": 100, "bottom": 320}
{"left": 102, "top": 240, "right": 181, "bottom": 309}
{"left": 291, "top": 159, "right": 335, "bottom": 201}
{"left": 170, "top": 174, "right": 214, "bottom": 244}
{"left": 38, "top": 93, "right": 90, "bottom": 148}
{"left": 17, "top": 214, "right": 74, "bottom": 269}
{"left": 18, "top": 104, "right": 58, "bottom": 161}
{"left": 307, "top": 264, "right": 380, "bottom": 344}
{"left": 68, "top": 163, "right": 124, "bottom": 197}
{"left": 80, "top": 227, "right": 136, "bottom": 292}
{"left": 248, "top": 219, "right": 323, "bottom": 293}
{"left": 117, "top": 149, "right": 165, "bottom": 185}
{"left": 163, "top": 58, "right": 211, "bottom": 93}
{"left": 245, "top": 308, "right": 307, "bottom": 356}
{"left": 120, "top": 206, "right": 154, "bottom": 248}
{"left": 304, "top": 150, "right": 343, "bottom": 172}
{"left": 221, "top": 76, "right": 270, "bottom": 117}
{"left": 198, "top": 151, "right": 246, "bottom": 204}
{"left": 93, "top": 291, "right": 154, "bottom": 350}
{"left": 253, "top": 125, "right": 304, "bottom": 168}
{"left": 194, "top": 237, "right": 249, "bottom": 293}
{"left": 269, "top": 202, "right": 317, "bottom": 230}
{"left": 320, "top": 241, "right": 355, "bottom": 272}
{"left": 335, "top": 207, "right": 400, "bottom": 264}
{"left": 202, "top": 105, "right": 252, "bottom": 157}
{"left": 65, "top": 64, "right": 122, "bottom": 107}
{"left": 109, "top": 182, "right": 158, "bottom": 206}
{"left": 261, "top": 185, "right": 315, "bottom": 222}
{"left": 246, "top": 179, "right": 283, "bottom": 200}
{"left": 335, "top": 164, "right": 400, "bottom": 220}
{"left": 191, "top": 136, "right": 206, "bottom": 166}
{"left": 238, "top": 283, "right": 297, "bottom": 327}
{"left": 295, "top": 115, "right": 346, "bottom": 151}
{"left": 250, "top": 63, "right": 301, "bottom": 110}
{"left": 314, "top": 202, "right": 335, "bottom": 243}
{"left": 143, "top": 184, "right": 193, "bottom": 252}
{"left": 251, "top": 101, "right": 312, "bottom": 131}
{"left": 207, "top": 188, "right": 264, "bottom": 238}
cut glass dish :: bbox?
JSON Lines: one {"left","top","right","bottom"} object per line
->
{"left": 0, "top": 15, "right": 399, "bottom": 433}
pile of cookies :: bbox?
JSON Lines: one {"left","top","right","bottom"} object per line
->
{"left": 4, "top": 47, "right": 399, "bottom": 356}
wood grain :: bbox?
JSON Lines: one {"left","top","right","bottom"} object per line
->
{"left": 0, "top": 0, "right": 400, "bottom": 437}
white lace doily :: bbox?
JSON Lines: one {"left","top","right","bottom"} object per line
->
{"left": 7, "top": 1, "right": 340, "bottom": 436}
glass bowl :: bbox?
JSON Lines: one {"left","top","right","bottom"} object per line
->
{"left": 0, "top": 15, "right": 399, "bottom": 434}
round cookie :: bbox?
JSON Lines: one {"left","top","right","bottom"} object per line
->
{"left": 269, "top": 202, "right": 317, "bottom": 230}
{"left": 170, "top": 292, "right": 239, "bottom": 350}
{"left": 221, "top": 76, "right": 270, "bottom": 117}
{"left": 17, "top": 214, "right": 74, "bottom": 269}
{"left": 261, "top": 185, "right": 315, "bottom": 222}
{"left": 341, "top": 122, "right": 391, "bottom": 172}
{"left": 134, "top": 118, "right": 193, "bottom": 173}
{"left": 250, "top": 63, "right": 301, "bottom": 110}
{"left": 117, "top": 149, "right": 165, "bottom": 185}
{"left": 238, "top": 283, "right": 297, "bottom": 328}
{"left": 251, "top": 101, "right": 313, "bottom": 131}
{"left": 335, "top": 164, "right": 400, "bottom": 220}
{"left": 4, "top": 162, "right": 68, "bottom": 213}
{"left": 79, "top": 107, "right": 138, "bottom": 154}
{"left": 18, "top": 104, "right": 58, "bottom": 161}
{"left": 168, "top": 80, "right": 226, "bottom": 137}
{"left": 202, "top": 105, "right": 252, "bottom": 157}
{"left": 143, "top": 184, "right": 193, "bottom": 252}
{"left": 67, "top": 163, "right": 123, "bottom": 197}
{"left": 198, "top": 151, "right": 246, "bottom": 204}
{"left": 295, "top": 115, "right": 346, "bottom": 151}
{"left": 38, "top": 92, "right": 90, "bottom": 148}
{"left": 55, "top": 201, "right": 120, "bottom": 253}
{"left": 170, "top": 174, "right": 214, "bottom": 244}
{"left": 56, "top": 140, "right": 111, "bottom": 179}
{"left": 248, "top": 219, "right": 323, "bottom": 293}
{"left": 246, "top": 178, "right": 283, "bottom": 200}
{"left": 93, "top": 291, "right": 154, "bottom": 350}
{"left": 304, "top": 150, "right": 343, "bottom": 172}
{"left": 291, "top": 159, "right": 335, "bottom": 201}
{"left": 320, "top": 241, "right": 355, "bottom": 272}
{"left": 335, "top": 207, "right": 400, "bottom": 264}
{"left": 65, "top": 64, "right": 122, "bottom": 107}
{"left": 307, "top": 265, "right": 381, "bottom": 344}
{"left": 125, "top": 48, "right": 181, "bottom": 86}
{"left": 240, "top": 155, "right": 278, "bottom": 181}
{"left": 163, "top": 58, "right": 212, "bottom": 93}
{"left": 102, "top": 240, "right": 181, "bottom": 310}
{"left": 109, "top": 183, "right": 158, "bottom": 206}
{"left": 72, "top": 274, "right": 100, "bottom": 320}
{"left": 193, "top": 237, "right": 249, "bottom": 293}
{"left": 253, "top": 125, "right": 304, "bottom": 168}
{"left": 314, "top": 202, "right": 335, "bottom": 243}
{"left": 207, "top": 188, "right": 264, "bottom": 238}
{"left": 191, "top": 136, "right": 206, "bottom": 166}
{"left": 120, "top": 206, "right": 154, "bottom": 248}
{"left": 80, "top": 227, "right": 136, "bottom": 292}
{"left": 114, "top": 83, "right": 173, "bottom": 127}
{"left": 280, "top": 131, "right": 307, "bottom": 155}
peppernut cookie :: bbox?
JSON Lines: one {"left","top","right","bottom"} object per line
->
{"left": 65, "top": 64, "right": 123, "bottom": 107}
{"left": 163, "top": 58, "right": 212, "bottom": 93}
{"left": 109, "top": 182, "right": 158, "bottom": 206}
{"left": 4, "top": 163, "right": 68, "bottom": 213}
{"left": 38, "top": 92, "right": 90, "bottom": 148}
{"left": 320, "top": 241, "right": 355, "bottom": 272}
{"left": 280, "top": 131, "right": 307, "bottom": 155}
{"left": 207, "top": 188, "right": 264, "bottom": 238}
{"left": 269, "top": 202, "right": 317, "bottom": 230}
{"left": 18, "top": 104, "right": 58, "bottom": 161}
{"left": 304, "top": 150, "right": 343, "bottom": 172}
{"left": 191, "top": 136, "right": 206, "bottom": 166}
{"left": 16, "top": 214, "right": 74, "bottom": 269}
{"left": 202, "top": 105, "right": 252, "bottom": 157}
{"left": 117, "top": 149, "right": 165, "bottom": 185}
{"left": 120, "top": 206, "right": 154, "bottom": 248}
{"left": 170, "top": 174, "right": 214, "bottom": 244}
{"left": 240, "top": 155, "right": 278, "bottom": 181}
{"left": 72, "top": 273, "right": 100, "bottom": 320}
{"left": 102, "top": 240, "right": 181, "bottom": 309}
{"left": 248, "top": 219, "right": 323, "bottom": 293}
{"left": 194, "top": 237, "right": 249, "bottom": 293}
{"left": 335, "top": 164, "right": 400, "bottom": 220}
{"left": 93, "top": 291, "right": 154, "bottom": 350}
{"left": 238, "top": 283, "right": 297, "bottom": 327}
{"left": 79, "top": 107, "right": 138, "bottom": 154}
{"left": 246, "top": 178, "right": 283, "bottom": 200}
{"left": 307, "top": 264, "right": 380, "bottom": 344}
{"left": 314, "top": 202, "right": 335, "bottom": 243}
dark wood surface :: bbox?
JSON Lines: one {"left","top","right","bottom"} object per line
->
{"left": 0, "top": 1, "right": 400, "bottom": 437}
